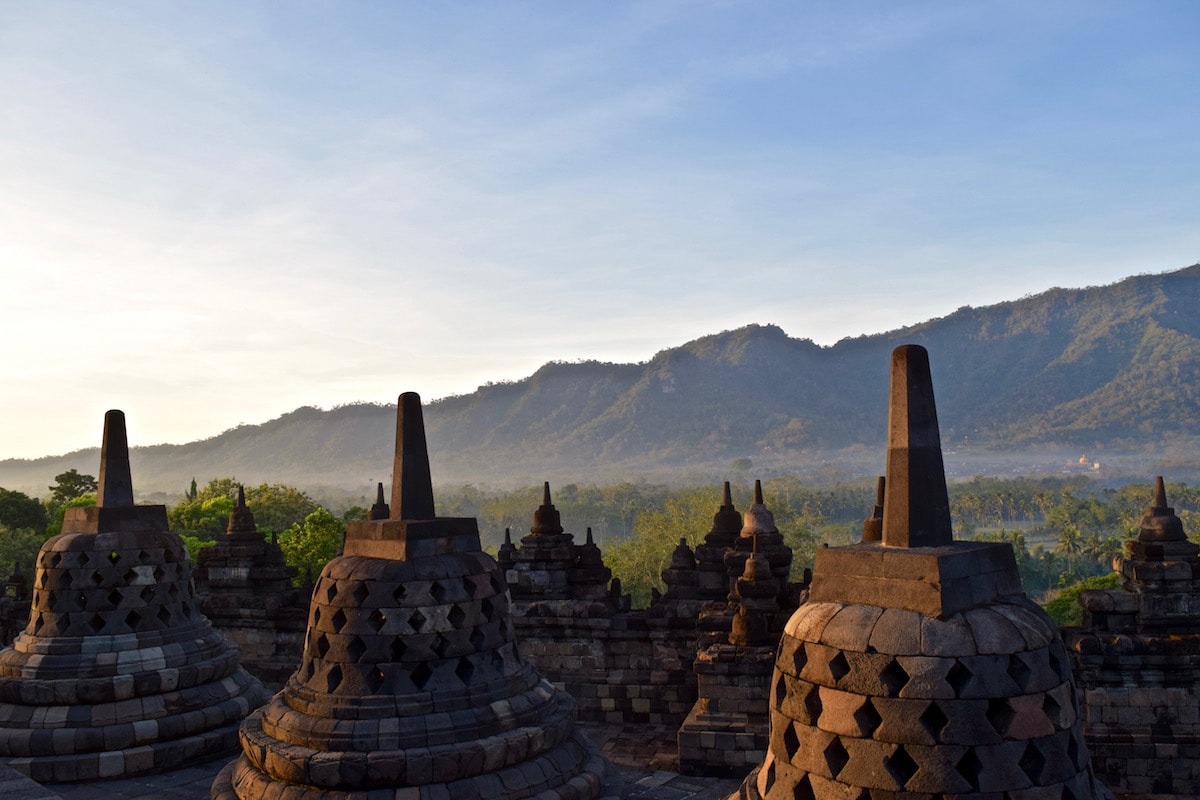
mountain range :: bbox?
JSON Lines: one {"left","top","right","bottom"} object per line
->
{"left": 4, "top": 264, "right": 1200, "bottom": 498}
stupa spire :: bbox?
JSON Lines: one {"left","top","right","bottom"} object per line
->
{"left": 740, "top": 343, "right": 1110, "bottom": 799}
{"left": 531, "top": 481, "right": 564, "bottom": 535}
{"left": 212, "top": 391, "right": 617, "bottom": 799}
{"left": 1138, "top": 475, "right": 1186, "bottom": 543}
{"left": 389, "top": 392, "right": 435, "bottom": 520}
{"left": 882, "top": 344, "right": 952, "bottom": 547}
{"left": 367, "top": 481, "right": 390, "bottom": 521}
{"left": 97, "top": 409, "right": 134, "bottom": 507}
{"left": 226, "top": 484, "right": 257, "bottom": 537}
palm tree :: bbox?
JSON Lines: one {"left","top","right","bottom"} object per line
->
{"left": 1055, "top": 523, "right": 1083, "bottom": 576}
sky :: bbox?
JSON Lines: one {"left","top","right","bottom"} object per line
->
{"left": 1, "top": 1, "right": 1198, "bottom": 460}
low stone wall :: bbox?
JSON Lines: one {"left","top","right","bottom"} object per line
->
{"left": 1068, "top": 629, "right": 1200, "bottom": 797}
{"left": 513, "top": 608, "right": 698, "bottom": 727}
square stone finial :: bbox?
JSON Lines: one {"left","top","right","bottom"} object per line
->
{"left": 808, "top": 541, "right": 1023, "bottom": 617}
{"left": 883, "top": 344, "right": 952, "bottom": 548}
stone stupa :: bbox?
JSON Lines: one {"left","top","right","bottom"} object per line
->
{"left": 1067, "top": 477, "right": 1200, "bottom": 795}
{"left": 192, "top": 486, "right": 307, "bottom": 689}
{"left": 0, "top": 410, "right": 268, "bottom": 783}
{"left": 734, "top": 345, "right": 1112, "bottom": 799}
{"left": 212, "top": 392, "right": 620, "bottom": 799}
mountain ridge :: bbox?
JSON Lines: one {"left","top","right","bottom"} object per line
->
{"left": 3, "top": 264, "right": 1199, "bottom": 496}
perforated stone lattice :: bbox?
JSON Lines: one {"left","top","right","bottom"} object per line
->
{"left": 215, "top": 548, "right": 614, "bottom": 799}
{"left": 0, "top": 530, "right": 268, "bottom": 783}
{"left": 295, "top": 556, "right": 517, "bottom": 699}
{"left": 745, "top": 598, "right": 1103, "bottom": 800}
{"left": 25, "top": 538, "right": 201, "bottom": 640}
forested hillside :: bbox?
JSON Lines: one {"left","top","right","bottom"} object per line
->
{"left": 2, "top": 264, "right": 1199, "bottom": 495}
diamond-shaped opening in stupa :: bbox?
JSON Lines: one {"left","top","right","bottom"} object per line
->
{"left": 823, "top": 737, "right": 849, "bottom": 778}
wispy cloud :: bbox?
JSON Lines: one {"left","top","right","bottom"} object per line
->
{"left": 0, "top": 1, "right": 1197, "bottom": 458}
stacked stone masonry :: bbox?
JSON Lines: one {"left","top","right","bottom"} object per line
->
{"left": 513, "top": 612, "right": 698, "bottom": 727}
{"left": 1065, "top": 478, "right": 1200, "bottom": 797}
{"left": 677, "top": 482, "right": 805, "bottom": 777}
{"left": 506, "top": 484, "right": 700, "bottom": 729}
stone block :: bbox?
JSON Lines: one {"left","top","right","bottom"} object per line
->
{"left": 819, "top": 605, "right": 884, "bottom": 653}
{"left": 809, "top": 543, "right": 1021, "bottom": 617}
{"left": 868, "top": 608, "right": 924, "bottom": 656}
{"left": 963, "top": 608, "right": 1025, "bottom": 656}
{"left": 919, "top": 614, "right": 977, "bottom": 659}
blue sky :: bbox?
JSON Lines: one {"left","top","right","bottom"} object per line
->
{"left": 1, "top": 2, "right": 1198, "bottom": 460}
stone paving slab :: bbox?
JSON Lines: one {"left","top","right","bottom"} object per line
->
{"left": 45, "top": 758, "right": 227, "bottom": 799}
{"left": 0, "top": 764, "right": 59, "bottom": 800}
{"left": 34, "top": 723, "right": 743, "bottom": 800}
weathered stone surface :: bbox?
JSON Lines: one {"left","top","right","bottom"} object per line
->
{"left": 808, "top": 542, "right": 1023, "bottom": 618}
{"left": 817, "top": 605, "right": 882, "bottom": 653}
{"left": 881, "top": 345, "right": 951, "bottom": 549}
{"left": 0, "top": 410, "right": 267, "bottom": 781}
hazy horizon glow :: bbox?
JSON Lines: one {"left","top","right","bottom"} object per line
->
{"left": 2, "top": 2, "right": 1198, "bottom": 458}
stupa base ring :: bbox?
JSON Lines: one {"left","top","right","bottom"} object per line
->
{"left": 211, "top": 730, "right": 623, "bottom": 800}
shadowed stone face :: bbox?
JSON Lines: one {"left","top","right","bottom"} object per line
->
{"left": 883, "top": 345, "right": 951, "bottom": 548}
{"left": 860, "top": 476, "right": 884, "bottom": 544}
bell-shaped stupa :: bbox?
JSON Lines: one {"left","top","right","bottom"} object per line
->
{"left": 0, "top": 410, "right": 268, "bottom": 783}
{"left": 212, "top": 393, "right": 620, "bottom": 799}
{"left": 734, "top": 346, "right": 1112, "bottom": 799}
